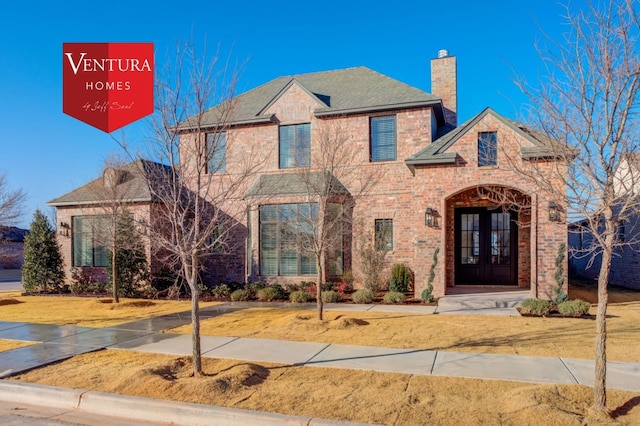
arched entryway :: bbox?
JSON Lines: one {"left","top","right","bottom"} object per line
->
{"left": 445, "top": 186, "right": 531, "bottom": 290}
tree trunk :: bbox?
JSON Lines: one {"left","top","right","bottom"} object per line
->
{"left": 191, "top": 285, "right": 202, "bottom": 377}
{"left": 188, "top": 253, "right": 202, "bottom": 378}
{"left": 112, "top": 245, "right": 119, "bottom": 303}
{"left": 592, "top": 246, "right": 611, "bottom": 417}
{"left": 316, "top": 258, "right": 324, "bottom": 321}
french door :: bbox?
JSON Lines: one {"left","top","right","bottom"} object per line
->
{"left": 455, "top": 208, "right": 517, "bottom": 285}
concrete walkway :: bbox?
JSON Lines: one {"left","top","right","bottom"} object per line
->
{"left": 1, "top": 300, "right": 639, "bottom": 424}
{"left": 436, "top": 290, "right": 529, "bottom": 316}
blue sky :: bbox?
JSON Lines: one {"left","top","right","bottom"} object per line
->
{"left": 1, "top": 0, "right": 579, "bottom": 229}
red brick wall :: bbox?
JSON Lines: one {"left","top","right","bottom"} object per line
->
{"left": 56, "top": 204, "right": 153, "bottom": 283}
{"left": 177, "top": 84, "right": 567, "bottom": 299}
{"left": 431, "top": 55, "right": 457, "bottom": 127}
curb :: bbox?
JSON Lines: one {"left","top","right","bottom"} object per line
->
{"left": 0, "top": 380, "right": 375, "bottom": 425}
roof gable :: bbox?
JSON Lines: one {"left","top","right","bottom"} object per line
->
{"left": 259, "top": 79, "right": 328, "bottom": 115}
{"left": 259, "top": 79, "right": 328, "bottom": 123}
{"left": 406, "top": 107, "right": 558, "bottom": 166}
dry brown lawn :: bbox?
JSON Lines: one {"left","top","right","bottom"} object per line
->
{"left": 13, "top": 350, "right": 640, "bottom": 425}
{"left": 167, "top": 301, "right": 640, "bottom": 362}
{"left": 0, "top": 293, "right": 218, "bottom": 327}
{"left": 4, "top": 283, "right": 640, "bottom": 424}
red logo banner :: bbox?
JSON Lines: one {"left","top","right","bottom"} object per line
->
{"left": 62, "top": 43, "right": 154, "bottom": 133}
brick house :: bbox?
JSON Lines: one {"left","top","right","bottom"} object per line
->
{"left": 50, "top": 51, "right": 568, "bottom": 299}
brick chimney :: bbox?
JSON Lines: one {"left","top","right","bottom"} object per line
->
{"left": 431, "top": 49, "right": 457, "bottom": 127}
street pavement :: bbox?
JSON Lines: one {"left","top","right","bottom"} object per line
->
{"left": 0, "top": 281, "right": 21, "bottom": 291}
{"left": 1, "top": 295, "right": 639, "bottom": 425}
{"left": 0, "top": 269, "right": 21, "bottom": 292}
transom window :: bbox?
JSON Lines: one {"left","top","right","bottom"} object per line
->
{"left": 72, "top": 216, "right": 109, "bottom": 267}
{"left": 260, "top": 203, "right": 318, "bottom": 276}
{"left": 279, "top": 123, "right": 310, "bottom": 168}
{"left": 478, "top": 131, "right": 497, "bottom": 167}
{"left": 370, "top": 116, "right": 396, "bottom": 162}
{"left": 206, "top": 132, "right": 226, "bottom": 173}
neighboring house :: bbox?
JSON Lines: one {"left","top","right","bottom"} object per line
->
{"left": 569, "top": 154, "right": 640, "bottom": 290}
{"left": 50, "top": 51, "right": 568, "bottom": 298}
{"left": 0, "top": 226, "right": 28, "bottom": 269}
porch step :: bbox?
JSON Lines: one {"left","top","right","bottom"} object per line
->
{"left": 436, "top": 291, "right": 529, "bottom": 316}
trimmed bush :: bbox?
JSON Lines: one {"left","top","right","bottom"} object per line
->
{"left": 334, "top": 281, "right": 353, "bottom": 295}
{"left": 422, "top": 247, "right": 439, "bottom": 303}
{"left": 519, "top": 298, "right": 552, "bottom": 316}
{"left": 321, "top": 282, "right": 335, "bottom": 292}
{"left": 421, "top": 288, "right": 434, "bottom": 303}
{"left": 389, "top": 263, "right": 412, "bottom": 293}
{"left": 352, "top": 288, "right": 374, "bottom": 304}
{"left": 383, "top": 291, "right": 406, "bottom": 304}
{"left": 245, "top": 281, "right": 266, "bottom": 297}
{"left": 289, "top": 291, "right": 312, "bottom": 303}
{"left": 558, "top": 299, "right": 591, "bottom": 317}
{"left": 298, "top": 281, "right": 317, "bottom": 298}
{"left": 321, "top": 290, "right": 342, "bottom": 303}
{"left": 211, "top": 284, "right": 231, "bottom": 300}
{"left": 552, "top": 243, "right": 568, "bottom": 304}
{"left": 257, "top": 285, "right": 285, "bottom": 301}
{"left": 230, "top": 289, "right": 251, "bottom": 301}
{"left": 70, "top": 281, "right": 107, "bottom": 295}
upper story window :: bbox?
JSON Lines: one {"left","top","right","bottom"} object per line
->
{"left": 279, "top": 123, "right": 310, "bottom": 168}
{"left": 206, "top": 133, "right": 226, "bottom": 173}
{"left": 478, "top": 131, "right": 497, "bottom": 167}
{"left": 370, "top": 116, "right": 396, "bottom": 162}
{"left": 72, "top": 216, "right": 109, "bottom": 267}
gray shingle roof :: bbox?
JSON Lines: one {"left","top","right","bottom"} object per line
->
{"left": 245, "top": 171, "right": 349, "bottom": 198}
{"left": 179, "top": 66, "right": 444, "bottom": 130}
{"left": 405, "top": 107, "right": 558, "bottom": 166}
{"left": 47, "top": 159, "right": 170, "bottom": 207}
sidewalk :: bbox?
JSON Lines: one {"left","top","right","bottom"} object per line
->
{"left": 1, "top": 301, "right": 639, "bottom": 424}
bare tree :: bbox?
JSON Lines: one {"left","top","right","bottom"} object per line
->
{"left": 513, "top": 0, "right": 640, "bottom": 417}
{"left": 353, "top": 217, "right": 392, "bottom": 292}
{"left": 81, "top": 154, "right": 150, "bottom": 303}
{"left": 293, "top": 119, "right": 385, "bottom": 320}
{"left": 139, "top": 42, "right": 261, "bottom": 376}
{"left": 0, "top": 171, "right": 26, "bottom": 226}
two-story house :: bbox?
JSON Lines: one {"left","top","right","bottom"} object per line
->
{"left": 50, "top": 51, "right": 568, "bottom": 299}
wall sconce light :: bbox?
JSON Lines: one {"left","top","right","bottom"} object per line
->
{"left": 425, "top": 208, "right": 438, "bottom": 228}
{"left": 548, "top": 202, "right": 562, "bottom": 222}
{"left": 59, "top": 222, "right": 70, "bottom": 237}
